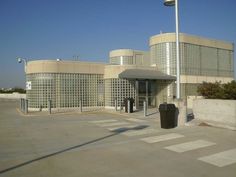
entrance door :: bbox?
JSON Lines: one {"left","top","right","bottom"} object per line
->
{"left": 138, "top": 80, "right": 156, "bottom": 108}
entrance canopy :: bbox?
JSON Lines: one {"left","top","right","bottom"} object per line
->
{"left": 118, "top": 69, "right": 176, "bottom": 80}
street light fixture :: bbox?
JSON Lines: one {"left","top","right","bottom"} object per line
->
{"left": 164, "top": 0, "right": 175, "bottom": 6}
{"left": 17, "top": 57, "right": 27, "bottom": 73}
{"left": 164, "top": 0, "right": 180, "bottom": 99}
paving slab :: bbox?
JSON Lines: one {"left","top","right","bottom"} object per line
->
{"left": 122, "top": 128, "right": 159, "bottom": 137}
{"left": 198, "top": 148, "right": 236, "bottom": 167}
{"left": 141, "top": 133, "right": 184, "bottom": 143}
{"left": 165, "top": 140, "right": 216, "bottom": 153}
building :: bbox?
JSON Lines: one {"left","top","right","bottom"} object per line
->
{"left": 150, "top": 33, "right": 234, "bottom": 99}
{"left": 25, "top": 33, "right": 234, "bottom": 110}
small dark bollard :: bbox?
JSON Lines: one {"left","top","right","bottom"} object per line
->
{"left": 159, "top": 103, "right": 178, "bottom": 129}
{"left": 48, "top": 100, "right": 52, "bottom": 114}
{"left": 39, "top": 105, "right": 42, "bottom": 112}
{"left": 20, "top": 98, "right": 23, "bottom": 111}
{"left": 22, "top": 98, "right": 25, "bottom": 112}
{"left": 114, "top": 99, "right": 118, "bottom": 111}
{"left": 79, "top": 99, "right": 82, "bottom": 112}
{"left": 143, "top": 101, "right": 147, "bottom": 117}
{"left": 25, "top": 99, "right": 28, "bottom": 114}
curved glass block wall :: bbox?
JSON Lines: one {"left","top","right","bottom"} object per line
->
{"left": 150, "top": 42, "right": 233, "bottom": 77}
{"left": 26, "top": 73, "right": 104, "bottom": 108}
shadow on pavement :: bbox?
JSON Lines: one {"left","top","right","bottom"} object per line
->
{"left": 147, "top": 111, "right": 159, "bottom": 116}
{"left": 110, "top": 125, "right": 149, "bottom": 133}
{"left": 0, "top": 125, "right": 148, "bottom": 175}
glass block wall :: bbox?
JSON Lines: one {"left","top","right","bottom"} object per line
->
{"left": 26, "top": 73, "right": 56, "bottom": 108}
{"left": 150, "top": 42, "right": 233, "bottom": 98}
{"left": 150, "top": 42, "right": 177, "bottom": 75}
{"left": 156, "top": 80, "right": 169, "bottom": 105}
{"left": 105, "top": 78, "right": 136, "bottom": 107}
{"left": 150, "top": 42, "right": 234, "bottom": 77}
{"left": 26, "top": 73, "right": 104, "bottom": 108}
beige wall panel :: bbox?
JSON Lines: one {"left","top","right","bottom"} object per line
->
{"left": 109, "top": 49, "right": 149, "bottom": 58}
{"left": 27, "top": 61, "right": 57, "bottom": 73}
{"left": 150, "top": 33, "right": 233, "bottom": 50}
{"left": 215, "top": 77, "right": 234, "bottom": 83}
{"left": 185, "top": 75, "right": 197, "bottom": 83}
{"left": 26, "top": 60, "right": 105, "bottom": 74}
{"left": 180, "top": 75, "right": 234, "bottom": 84}
{"left": 104, "top": 65, "right": 158, "bottom": 79}
{"left": 110, "top": 49, "right": 134, "bottom": 57}
{"left": 206, "top": 77, "right": 217, "bottom": 82}
{"left": 180, "top": 75, "right": 187, "bottom": 83}
{"left": 197, "top": 76, "right": 207, "bottom": 83}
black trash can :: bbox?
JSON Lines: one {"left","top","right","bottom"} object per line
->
{"left": 129, "top": 98, "right": 134, "bottom": 113}
{"left": 159, "top": 103, "right": 177, "bottom": 129}
{"left": 124, "top": 98, "right": 134, "bottom": 113}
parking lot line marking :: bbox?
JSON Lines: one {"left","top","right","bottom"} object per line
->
{"left": 198, "top": 148, "right": 236, "bottom": 167}
{"left": 165, "top": 140, "right": 216, "bottom": 153}
{"left": 90, "top": 119, "right": 118, "bottom": 124}
{"left": 122, "top": 128, "right": 159, "bottom": 137}
{"left": 98, "top": 122, "right": 130, "bottom": 127}
{"left": 126, "top": 118, "right": 147, "bottom": 123}
{"left": 141, "top": 133, "right": 184, "bottom": 143}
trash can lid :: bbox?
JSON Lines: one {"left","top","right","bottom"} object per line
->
{"left": 159, "top": 103, "right": 176, "bottom": 110}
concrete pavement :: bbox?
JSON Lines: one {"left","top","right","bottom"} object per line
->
{"left": 0, "top": 99, "right": 236, "bottom": 177}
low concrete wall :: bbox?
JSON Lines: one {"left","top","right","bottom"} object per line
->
{"left": 193, "top": 99, "right": 236, "bottom": 130}
{"left": 187, "top": 96, "right": 203, "bottom": 113}
{"left": 0, "top": 93, "right": 26, "bottom": 99}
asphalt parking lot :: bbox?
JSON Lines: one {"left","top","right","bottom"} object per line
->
{"left": 0, "top": 99, "right": 236, "bottom": 177}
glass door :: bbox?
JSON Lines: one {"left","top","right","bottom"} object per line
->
{"left": 138, "top": 80, "right": 156, "bottom": 108}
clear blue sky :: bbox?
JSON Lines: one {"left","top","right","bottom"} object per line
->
{"left": 0, "top": 0, "right": 236, "bottom": 88}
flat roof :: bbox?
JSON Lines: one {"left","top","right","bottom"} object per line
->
{"left": 118, "top": 69, "right": 176, "bottom": 80}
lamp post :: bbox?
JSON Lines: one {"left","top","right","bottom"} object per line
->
{"left": 17, "top": 57, "right": 27, "bottom": 73}
{"left": 17, "top": 57, "right": 28, "bottom": 113}
{"left": 164, "top": 0, "right": 180, "bottom": 99}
